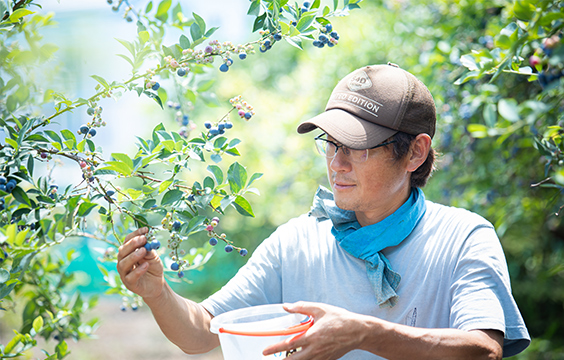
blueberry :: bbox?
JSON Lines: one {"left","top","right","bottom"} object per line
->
{"left": 87, "top": 107, "right": 95, "bottom": 116}
{"left": 303, "top": 1, "right": 311, "bottom": 7}
{"left": 325, "top": 24, "right": 332, "bottom": 32}
{"left": 264, "top": 40, "right": 271, "bottom": 47}
{"left": 177, "top": 271, "right": 185, "bottom": 278}
{"left": 312, "top": 40, "right": 321, "bottom": 47}
{"left": 291, "top": 21, "right": 297, "bottom": 26}
{"left": 5, "top": 181, "right": 16, "bottom": 193}
{"left": 0, "top": 176, "right": 5, "bottom": 185}
{"left": 187, "top": 194, "right": 195, "bottom": 202}
{"left": 204, "top": 121, "right": 212, "bottom": 129}
{"left": 218, "top": 123, "right": 225, "bottom": 131}
{"left": 88, "top": 128, "right": 97, "bottom": 137}
{"left": 167, "top": 101, "right": 174, "bottom": 108}
{"left": 106, "top": 190, "right": 115, "bottom": 197}
{"left": 175, "top": 103, "right": 181, "bottom": 110}
{"left": 182, "top": 116, "right": 189, "bottom": 126}
{"left": 259, "top": 46, "right": 267, "bottom": 53}
{"left": 177, "top": 68, "right": 187, "bottom": 77}
{"left": 239, "top": 52, "right": 247, "bottom": 60}
{"left": 150, "top": 240, "right": 161, "bottom": 250}
{"left": 273, "top": 33, "right": 282, "bottom": 41}
{"left": 244, "top": 112, "right": 252, "bottom": 119}
{"left": 225, "top": 122, "right": 233, "bottom": 129}
{"left": 240, "top": 248, "right": 248, "bottom": 256}
{"left": 79, "top": 125, "right": 89, "bottom": 134}
{"left": 224, "top": 244, "right": 233, "bottom": 253}
{"left": 330, "top": 31, "right": 339, "bottom": 39}
{"left": 120, "top": 305, "right": 127, "bottom": 312}
{"left": 327, "top": 42, "right": 334, "bottom": 47}
{"left": 219, "top": 63, "right": 229, "bottom": 72}
{"left": 131, "top": 304, "right": 138, "bottom": 311}
{"left": 152, "top": 82, "right": 160, "bottom": 91}
{"left": 301, "top": 7, "right": 308, "bottom": 13}
{"left": 209, "top": 128, "right": 219, "bottom": 135}
{"left": 172, "top": 220, "right": 181, "bottom": 231}
{"left": 319, "top": 34, "right": 329, "bottom": 43}
{"left": 209, "top": 237, "right": 218, "bottom": 246}
{"left": 144, "top": 242, "right": 152, "bottom": 252}
{"left": 171, "top": 262, "right": 180, "bottom": 271}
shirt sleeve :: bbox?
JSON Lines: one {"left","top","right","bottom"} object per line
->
{"left": 449, "top": 225, "right": 530, "bottom": 357}
{"left": 200, "top": 229, "right": 284, "bottom": 317}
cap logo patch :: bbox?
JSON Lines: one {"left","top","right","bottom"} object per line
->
{"left": 348, "top": 71, "right": 372, "bottom": 91}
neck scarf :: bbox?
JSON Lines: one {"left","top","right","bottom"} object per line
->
{"left": 309, "top": 186, "right": 426, "bottom": 308}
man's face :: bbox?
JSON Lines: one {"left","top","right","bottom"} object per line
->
{"left": 326, "top": 136, "right": 412, "bottom": 226}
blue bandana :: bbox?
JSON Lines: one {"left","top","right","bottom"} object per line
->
{"left": 309, "top": 186, "right": 426, "bottom": 308}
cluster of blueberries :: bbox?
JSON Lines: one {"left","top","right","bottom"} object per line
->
{"left": 204, "top": 121, "right": 233, "bottom": 137}
{"left": 312, "top": 24, "right": 339, "bottom": 48}
{"left": 78, "top": 124, "right": 97, "bottom": 138}
{"left": 0, "top": 176, "right": 17, "bottom": 196}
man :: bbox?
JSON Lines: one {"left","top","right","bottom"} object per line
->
{"left": 117, "top": 63, "right": 530, "bottom": 359}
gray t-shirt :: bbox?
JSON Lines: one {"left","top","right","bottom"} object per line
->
{"left": 202, "top": 201, "right": 530, "bottom": 359}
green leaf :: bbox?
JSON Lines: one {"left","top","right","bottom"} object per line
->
{"left": 78, "top": 201, "right": 98, "bottom": 216}
{"left": 247, "top": 172, "right": 263, "bottom": 187}
{"left": 233, "top": 195, "right": 255, "bottom": 217}
{"left": 9, "top": 8, "right": 34, "bottom": 22}
{"left": 498, "top": 98, "right": 520, "bottom": 122}
{"left": 227, "top": 162, "right": 247, "bottom": 194}
{"left": 12, "top": 187, "right": 31, "bottom": 206}
{"left": 286, "top": 36, "right": 303, "bottom": 50}
{"left": 483, "top": 103, "right": 497, "bottom": 128}
{"left": 5, "top": 138, "right": 18, "bottom": 150}
{"left": 179, "top": 34, "right": 191, "bottom": 49}
{"left": 111, "top": 153, "right": 134, "bottom": 170}
{"left": 32, "top": 316, "right": 44, "bottom": 333}
{"left": 192, "top": 12, "right": 206, "bottom": 34}
{"left": 156, "top": 0, "right": 172, "bottom": 22}
{"left": 44, "top": 130, "right": 62, "bottom": 144}
{"left": 91, "top": 75, "right": 110, "bottom": 89}
{"left": 190, "top": 22, "right": 202, "bottom": 41}
{"left": 513, "top": 0, "right": 535, "bottom": 21}
{"left": 116, "top": 54, "right": 134, "bottom": 67}
{"left": 467, "top": 124, "right": 488, "bottom": 138}
{"left": 297, "top": 12, "right": 317, "bottom": 32}
{"left": 161, "top": 189, "right": 184, "bottom": 205}
{"left": 207, "top": 165, "right": 224, "bottom": 184}
{"left": 248, "top": 0, "right": 261, "bottom": 16}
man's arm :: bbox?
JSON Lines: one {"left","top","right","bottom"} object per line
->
{"left": 263, "top": 302, "right": 503, "bottom": 360}
{"left": 117, "top": 228, "right": 219, "bottom": 354}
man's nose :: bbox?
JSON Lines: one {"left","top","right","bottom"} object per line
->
{"left": 329, "top": 148, "right": 352, "bottom": 172}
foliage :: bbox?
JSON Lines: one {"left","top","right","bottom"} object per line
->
{"left": 0, "top": 0, "right": 361, "bottom": 358}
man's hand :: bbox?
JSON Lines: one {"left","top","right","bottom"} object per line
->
{"left": 117, "top": 227, "right": 165, "bottom": 300}
{"left": 262, "top": 301, "right": 363, "bottom": 360}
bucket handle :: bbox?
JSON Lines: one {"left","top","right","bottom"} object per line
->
{"left": 218, "top": 317, "right": 314, "bottom": 337}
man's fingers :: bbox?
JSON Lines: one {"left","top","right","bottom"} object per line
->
{"left": 123, "top": 227, "right": 148, "bottom": 246}
{"left": 283, "top": 301, "right": 324, "bottom": 318}
{"left": 123, "top": 261, "right": 149, "bottom": 286}
{"left": 117, "top": 247, "right": 147, "bottom": 276}
{"left": 118, "top": 229, "right": 148, "bottom": 261}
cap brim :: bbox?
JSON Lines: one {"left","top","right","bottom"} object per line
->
{"left": 297, "top": 109, "right": 398, "bottom": 149}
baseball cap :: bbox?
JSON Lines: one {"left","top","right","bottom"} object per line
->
{"left": 297, "top": 63, "right": 436, "bottom": 149}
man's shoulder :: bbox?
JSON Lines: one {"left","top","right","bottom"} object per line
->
{"left": 423, "top": 200, "right": 494, "bottom": 229}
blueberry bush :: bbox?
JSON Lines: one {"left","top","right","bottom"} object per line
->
{"left": 0, "top": 0, "right": 361, "bottom": 358}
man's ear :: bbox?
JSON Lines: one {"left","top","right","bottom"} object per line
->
{"left": 406, "top": 134, "right": 432, "bottom": 173}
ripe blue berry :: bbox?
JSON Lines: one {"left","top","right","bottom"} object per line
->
{"left": 259, "top": 46, "right": 267, "bottom": 53}
{"left": 312, "top": 40, "right": 321, "bottom": 47}
{"left": 5, "top": 180, "right": 16, "bottom": 193}
{"left": 209, "top": 128, "right": 219, "bottom": 135}
{"left": 291, "top": 21, "right": 297, "bottom": 26}
{"left": 319, "top": 34, "right": 329, "bottom": 43}
{"left": 204, "top": 121, "right": 212, "bottom": 129}
{"left": 171, "top": 262, "right": 180, "bottom": 271}
{"left": 225, "top": 122, "right": 233, "bottom": 129}
{"left": 182, "top": 115, "right": 189, "bottom": 126}
{"left": 301, "top": 7, "right": 308, "bottom": 13}
{"left": 106, "top": 190, "right": 115, "bottom": 197}
{"left": 131, "top": 304, "right": 138, "bottom": 311}
{"left": 224, "top": 244, "right": 233, "bottom": 253}
{"left": 0, "top": 176, "right": 6, "bottom": 185}
{"left": 0, "top": 185, "right": 6, "bottom": 192}
{"left": 273, "top": 33, "right": 282, "bottom": 41}
{"left": 178, "top": 271, "right": 185, "bottom": 278}
{"left": 219, "top": 63, "right": 229, "bottom": 72}
{"left": 79, "top": 125, "right": 89, "bottom": 134}
{"left": 177, "top": 68, "right": 187, "bottom": 77}
{"left": 150, "top": 240, "right": 161, "bottom": 250}
{"left": 244, "top": 112, "right": 252, "bottom": 119}
{"left": 187, "top": 194, "right": 195, "bottom": 202}
{"left": 144, "top": 242, "right": 152, "bottom": 252}
{"left": 218, "top": 123, "right": 225, "bottom": 131}
{"left": 152, "top": 82, "right": 160, "bottom": 91}
{"left": 330, "top": 31, "right": 339, "bottom": 39}
{"left": 172, "top": 220, "right": 181, "bottom": 231}
{"left": 303, "top": 1, "right": 311, "bottom": 7}
{"left": 240, "top": 248, "right": 248, "bottom": 256}
{"left": 87, "top": 107, "right": 95, "bottom": 116}
{"left": 325, "top": 24, "right": 333, "bottom": 32}
{"left": 209, "top": 237, "right": 218, "bottom": 246}
{"left": 88, "top": 128, "right": 97, "bottom": 137}
{"left": 239, "top": 52, "right": 247, "bottom": 60}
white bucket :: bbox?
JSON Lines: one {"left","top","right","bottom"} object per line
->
{"left": 209, "top": 304, "right": 313, "bottom": 360}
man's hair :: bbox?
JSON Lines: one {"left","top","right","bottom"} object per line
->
{"left": 388, "top": 132, "right": 436, "bottom": 188}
